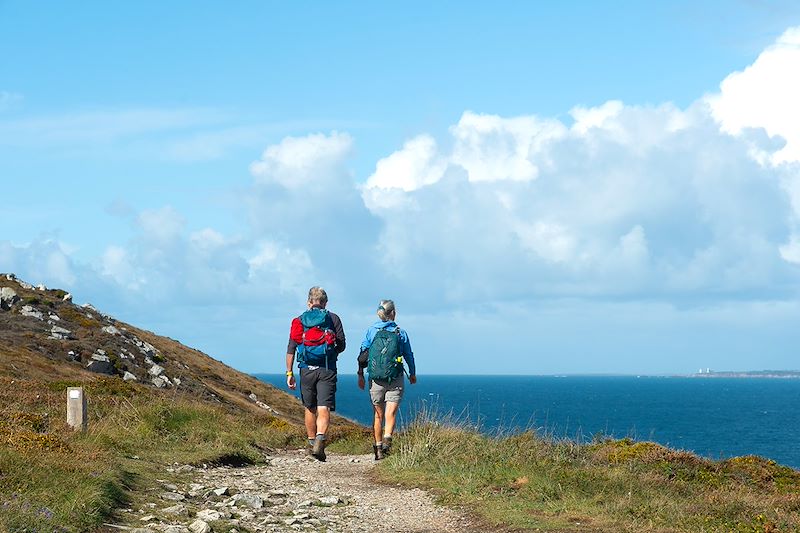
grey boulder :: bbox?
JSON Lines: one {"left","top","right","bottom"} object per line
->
{"left": 0, "top": 287, "right": 19, "bottom": 310}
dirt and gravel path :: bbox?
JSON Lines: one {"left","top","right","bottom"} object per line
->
{"left": 107, "top": 448, "right": 481, "bottom": 533}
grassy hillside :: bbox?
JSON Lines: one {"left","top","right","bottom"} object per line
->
{"left": 0, "top": 274, "right": 369, "bottom": 531}
{"left": 0, "top": 377, "right": 370, "bottom": 532}
{"left": 0, "top": 273, "right": 325, "bottom": 427}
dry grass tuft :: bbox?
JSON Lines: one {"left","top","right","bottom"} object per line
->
{"left": 0, "top": 427, "right": 71, "bottom": 453}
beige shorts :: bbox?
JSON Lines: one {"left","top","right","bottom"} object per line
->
{"left": 369, "top": 374, "right": 404, "bottom": 405}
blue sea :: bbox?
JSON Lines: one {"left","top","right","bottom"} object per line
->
{"left": 254, "top": 374, "right": 800, "bottom": 469}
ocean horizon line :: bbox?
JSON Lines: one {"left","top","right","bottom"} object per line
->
{"left": 252, "top": 370, "right": 800, "bottom": 378}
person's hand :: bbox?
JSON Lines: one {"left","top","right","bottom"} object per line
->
{"left": 409, "top": 375, "right": 417, "bottom": 385}
{"left": 287, "top": 374, "right": 296, "bottom": 390}
{"left": 357, "top": 373, "right": 366, "bottom": 390}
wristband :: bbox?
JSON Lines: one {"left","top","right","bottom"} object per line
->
{"left": 286, "top": 371, "right": 293, "bottom": 377}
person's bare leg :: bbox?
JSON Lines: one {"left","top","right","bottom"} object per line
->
{"left": 304, "top": 407, "right": 317, "bottom": 439}
{"left": 384, "top": 401, "right": 400, "bottom": 438}
{"left": 372, "top": 403, "right": 385, "bottom": 444}
{"left": 372, "top": 403, "right": 385, "bottom": 459}
{"left": 309, "top": 406, "right": 330, "bottom": 461}
{"left": 316, "top": 406, "right": 330, "bottom": 436}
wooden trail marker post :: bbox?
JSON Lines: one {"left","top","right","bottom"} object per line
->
{"left": 66, "top": 387, "right": 87, "bottom": 431}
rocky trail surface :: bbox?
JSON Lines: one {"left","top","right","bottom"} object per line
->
{"left": 103, "top": 448, "right": 480, "bottom": 533}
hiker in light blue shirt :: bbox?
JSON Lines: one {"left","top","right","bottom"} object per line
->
{"left": 357, "top": 299, "right": 416, "bottom": 460}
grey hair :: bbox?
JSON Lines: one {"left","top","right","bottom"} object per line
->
{"left": 307, "top": 286, "right": 328, "bottom": 306}
{"left": 377, "top": 299, "right": 396, "bottom": 321}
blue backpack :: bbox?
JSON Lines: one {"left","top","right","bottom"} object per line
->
{"left": 291, "top": 308, "right": 337, "bottom": 368}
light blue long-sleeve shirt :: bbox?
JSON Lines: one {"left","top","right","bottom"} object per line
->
{"left": 360, "top": 320, "right": 416, "bottom": 376}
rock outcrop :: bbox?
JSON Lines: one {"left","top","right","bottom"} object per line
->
{"left": 0, "top": 274, "right": 201, "bottom": 397}
{"left": 0, "top": 272, "right": 329, "bottom": 429}
{"left": 0, "top": 287, "right": 19, "bottom": 310}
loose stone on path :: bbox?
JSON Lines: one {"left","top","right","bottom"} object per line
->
{"left": 110, "top": 448, "right": 478, "bottom": 532}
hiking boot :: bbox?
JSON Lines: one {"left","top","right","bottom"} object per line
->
{"left": 381, "top": 436, "right": 392, "bottom": 456}
{"left": 312, "top": 435, "right": 327, "bottom": 462}
{"left": 373, "top": 444, "right": 385, "bottom": 461}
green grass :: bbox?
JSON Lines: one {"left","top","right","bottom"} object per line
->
{"left": 376, "top": 410, "right": 800, "bottom": 532}
{"left": 0, "top": 448, "right": 132, "bottom": 532}
{"left": 0, "top": 377, "right": 338, "bottom": 532}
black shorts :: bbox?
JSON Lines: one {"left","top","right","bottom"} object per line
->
{"left": 299, "top": 367, "right": 337, "bottom": 411}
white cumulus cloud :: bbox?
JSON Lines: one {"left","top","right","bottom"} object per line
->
{"left": 451, "top": 111, "right": 566, "bottom": 183}
{"left": 365, "top": 134, "right": 446, "bottom": 192}
{"left": 707, "top": 26, "right": 800, "bottom": 164}
{"left": 570, "top": 100, "right": 624, "bottom": 134}
{"left": 101, "top": 245, "right": 141, "bottom": 290}
{"left": 248, "top": 241, "right": 314, "bottom": 293}
{"left": 249, "top": 131, "right": 353, "bottom": 190}
{"left": 363, "top": 99, "right": 796, "bottom": 304}
{"left": 137, "top": 207, "right": 185, "bottom": 246}
{"left": 514, "top": 221, "right": 577, "bottom": 264}
{"left": 0, "top": 238, "right": 77, "bottom": 287}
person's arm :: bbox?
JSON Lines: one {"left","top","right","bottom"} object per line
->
{"left": 401, "top": 330, "right": 417, "bottom": 384}
{"left": 357, "top": 348, "right": 369, "bottom": 370}
{"left": 356, "top": 348, "right": 366, "bottom": 390}
{"left": 286, "top": 323, "right": 299, "bottom": 389}
{"left": 331, "top": 313, "right": 346, "bottom": 354}
{"left": 285, "top": 352, "right": 296, "bottom": 390}
{"left": 357, "top": 328, "right": 371, "bottom": 371}
{"left": 358, "top": 326, "right": 376, "bottom": 372}
{"left": 357, "top": 328, "right": 372, "bottom": 390}
{"left": 359, "top": 325, "right": 377, "bottom": 358}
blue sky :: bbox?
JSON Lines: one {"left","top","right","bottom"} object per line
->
{"left": 2, "top": 1, "right": 800, "bottom": 374}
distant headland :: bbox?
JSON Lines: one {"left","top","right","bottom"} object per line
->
{"left": 690, "top": 369, "right": 800, "bottom": 378}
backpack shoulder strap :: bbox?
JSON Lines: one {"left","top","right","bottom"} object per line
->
{"left": 391, "top": 326, "right": 409, "bottom": 376}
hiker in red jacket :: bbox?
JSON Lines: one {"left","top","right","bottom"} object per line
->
{"left": 286, "top": 287, "right": 346, "bottom": 461}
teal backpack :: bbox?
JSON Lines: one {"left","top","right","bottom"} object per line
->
{"left": 367, "top": 327, "right": 405, "bottom": 380}
{"left": 292, "top": 308, "right": 337, "bottom": 367}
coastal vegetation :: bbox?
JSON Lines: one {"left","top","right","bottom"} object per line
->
{"left": 377, "top": 409, "right": 800, "bottom": 532}
{"left": 3, "top": 376, "right": 800, "bottom": 532}
{"left": 1, "top": 275, "right": 376, "bottom": 530}
{"left": 0, "top": 377, "right": 367, "bottom": 532}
